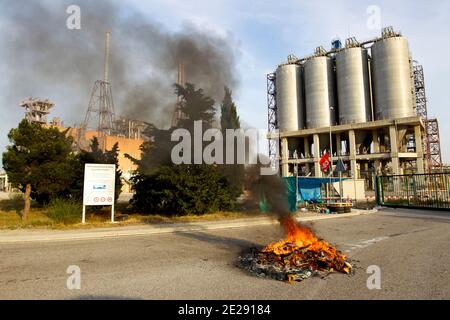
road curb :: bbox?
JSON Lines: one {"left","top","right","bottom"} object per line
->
{"left": 0, "top": 209, "right": 376, "bottom": 244}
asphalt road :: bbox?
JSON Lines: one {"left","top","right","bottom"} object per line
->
{"left": 0, "top": 208, "right": 449, "bottom": 300}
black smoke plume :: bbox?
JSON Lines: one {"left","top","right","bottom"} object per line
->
{"left": 244, "top": 161, "right": 292, "bottom": 219}
{"left": 0, "top": 0, "right": 239, "bottom": 128}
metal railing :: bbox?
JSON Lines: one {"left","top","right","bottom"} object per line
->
{"left": 376, "top": 173, "right": 450, "bottom": 210}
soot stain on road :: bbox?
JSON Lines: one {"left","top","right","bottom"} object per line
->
{"left": 177, "top": 232, "right": 259, "bottom": 250}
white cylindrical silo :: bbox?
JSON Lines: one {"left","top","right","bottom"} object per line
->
{"left": 336, "top": 47, "right": 372, "bottom": 124}
{"left": 371, "top": 36, "right": 415, "bottom": 120}
{"left": 304, "top": 56, "right": 337, "bottom": 129}
{"left": 276, "top": 64, "right": 305, "bottom": 132}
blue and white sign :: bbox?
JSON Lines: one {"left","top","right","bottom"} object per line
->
{"left": 82, "top": 163, "right": 116, "bottom": 223}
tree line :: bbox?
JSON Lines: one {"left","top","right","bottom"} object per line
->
{"left": 128, "top": 84, "right": 243, "bottom": 215}
{"left": 2, "top": 83, "right": 243, "bottom": 219}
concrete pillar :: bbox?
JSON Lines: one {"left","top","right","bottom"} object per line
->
{"left": 391, "top": 158, "right": 400, "bottom": 175}
{"left": 349, "top": 130, "right": 358, "bottom": 179}
{"left": 389, "top": 125, "right": 400, "bottom": 175}
{"left": 336, "top": 134, "right": 341, "bottom": 157}
{"left": 414, "top": 125, "right": 425, "bottom": 174}
{"left": 281, "top": 138, "right": 289, "bottom": 177}
{"left": 303, "top": 137, "right": 310, "bottom": 158}
{"left": 372, "top": 130, "right": 380, "bottom": 153}
{"left": 313, "top": 134, "right": 321, "bottom": 178}
{"left": 328, "top": 133, "right": 333, "bottom": 155}
{"left": 397, "top": 128, "right": 407, "bottom": 153}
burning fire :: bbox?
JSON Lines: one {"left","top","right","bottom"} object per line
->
{"left": 240, "top": 215, "right": 352, "bottom": 283}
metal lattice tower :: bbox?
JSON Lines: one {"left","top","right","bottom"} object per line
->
{"left": 20, "top": 98, "right": 55, "bottom": 125}
{"left": 413, "top": 64, "right": 428, "bottom": 119}
{"left": 84, "top": 80, "right": 115, "bottom": 135}
{"left": 81, "top": 31, "right": 115, "bottom": 149}
{"left": 413, "top": 63, "right": 430, "bottom": 171}
{"left": 413, "top": 63, "right": 443, "bottom": 172}
{"left": 426, "top": 119, "right": 443, "bottom": 171}
{"left": 267, "top": 73, "right": 279, "bottom": 170}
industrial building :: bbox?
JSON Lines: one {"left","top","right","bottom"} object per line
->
{"left": 16, "top": 32, "right": 190, "bottom": 193}
{"left": 17, "top": 32, "right": 147, "bottom": 193}
{"left": 19, "top": 98, "right": 145, "bottom": 193}
{"left": 267, "top": 27, "right": 443, "bottom": 194}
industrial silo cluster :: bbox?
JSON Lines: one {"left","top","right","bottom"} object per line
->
{"left": 275, "top": 28, "right": 416, "bottom": 132}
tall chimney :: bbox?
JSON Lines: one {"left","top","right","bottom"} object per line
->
{"left": 104, "top": 31, "right": 111, "bottom": 83}
{"left": 177, "top": 62, "right": 185, "bottom": 86}
{"left": 172, "top": 62, "right": 186, "bottom": 127}
{"left": 177, "top": 62, "right": 185, "bottom": 106}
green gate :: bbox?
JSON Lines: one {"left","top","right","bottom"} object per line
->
{"left": 376, "top": 173, "right": 450, "bottom": 210}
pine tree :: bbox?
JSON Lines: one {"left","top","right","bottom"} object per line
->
{"left": 220, "top": 86, "right": 240, "bottom": 131}
{"left": 175, "top": 83, "right": 216, "bottom": 129}
{"left": 129, "top": 124, "right": 175, "bottom": 175}
{"left": 220, "top": 87, "right": 244, "bottom": 198}
{"left": 129, "top": 82, "right": 217, "bottom": 173}
{"left": 2, "top": 120, "right": 74, "bottom": 219}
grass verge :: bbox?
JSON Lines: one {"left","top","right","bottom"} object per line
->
{"left": 0, "top": 199, "right": 262, "bottom": 230}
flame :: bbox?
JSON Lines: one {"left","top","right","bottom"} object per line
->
{"left": 262, "top": 215, "right": 351, "bottom": 274}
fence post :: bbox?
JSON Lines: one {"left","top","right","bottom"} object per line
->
{"left": 406, "top": 176, "right": 410, "bottom": 206}
{"left": 375, "top": 176, "right": 381, "bottom": 206}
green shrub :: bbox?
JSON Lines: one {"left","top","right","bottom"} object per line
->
{"left": 46, "top": 198, "right": 82, "bottom": 224}
{"left": 131, "top": 164, "right": 235, "bottom": 216}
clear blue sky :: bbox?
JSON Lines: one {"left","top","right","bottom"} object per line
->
{"left": 1, "top": 0, "right": 449, "bottom": 163}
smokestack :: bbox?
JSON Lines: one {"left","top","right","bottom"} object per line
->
{"left": 172, "top": 62, "right": 186, "bottom": 127}
{"left": 177, "top": 62, "right": 185, "bottom": 86}
{"left": 177, "top": 62, "right": 185, "bottom": 106}
{"left": 104, "top": 31, "right": 111, "bottom": 83}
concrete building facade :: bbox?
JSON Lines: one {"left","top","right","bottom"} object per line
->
{"left": 277, "top": 116, "right": 426, "bottom": 191}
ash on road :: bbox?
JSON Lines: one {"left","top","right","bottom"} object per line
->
{"left": 0, "top": 209, "right": 449, "bottom": 300}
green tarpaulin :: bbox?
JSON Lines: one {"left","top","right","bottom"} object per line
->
{"left": 259, "top": 177, "right": 297, "bottom": 213}
{"left": 259, "top": 177, "right": 349, "bottom": 213}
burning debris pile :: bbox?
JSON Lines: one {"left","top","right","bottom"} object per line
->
{"left": 239, "top": 215, "right": 352, "bottom": 283}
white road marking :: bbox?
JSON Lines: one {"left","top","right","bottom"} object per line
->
{"left": 344, "top": 236, "right": 390, "bottom": 253}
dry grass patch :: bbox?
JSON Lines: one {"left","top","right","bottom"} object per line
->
{"left": 0, "top": 199, "right": 261, "bottom": 230}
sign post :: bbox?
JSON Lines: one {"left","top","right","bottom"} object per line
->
{"left": 82, "top": 163, "right": 116, "bottom": 224}
{"left": 334, "top": 158, "right": 345, "bottom": 202}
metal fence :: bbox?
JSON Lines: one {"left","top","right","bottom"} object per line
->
{"left": 376, "top": 173, "right": 450, "bottom": 210}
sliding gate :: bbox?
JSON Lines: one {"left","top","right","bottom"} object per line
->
{"left": 376, "top": 173, "right": 450, "bottom": 210}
